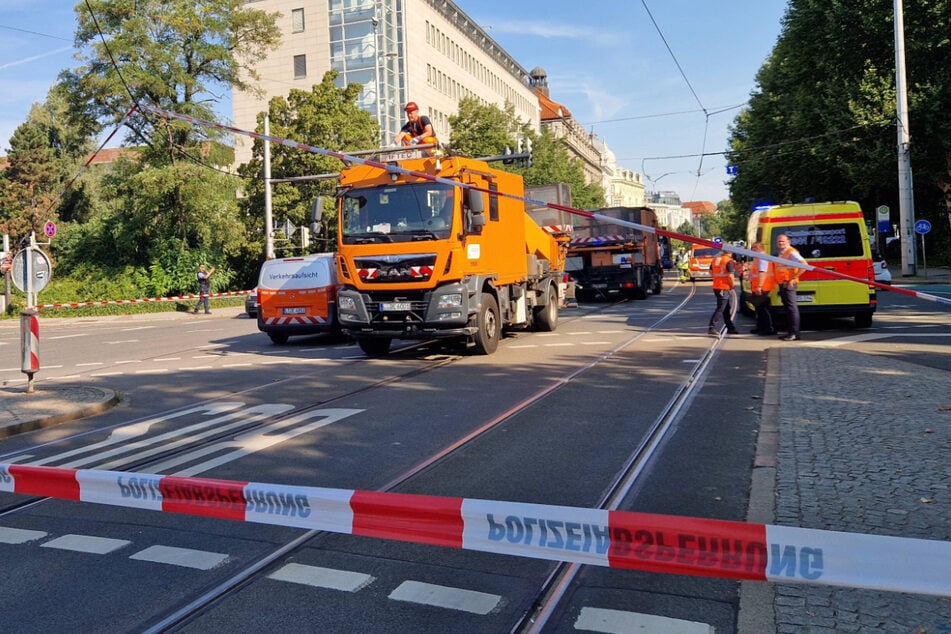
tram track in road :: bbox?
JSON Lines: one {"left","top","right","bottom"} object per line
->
{"left": 145, "top": 288, "right": 715, "bottom": 632}
{"left": 0, "top": 284, "right": 719, "bottom": 631}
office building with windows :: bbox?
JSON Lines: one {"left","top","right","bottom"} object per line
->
{"left": 233, "top": 0, "right": 540, "bottom": 167}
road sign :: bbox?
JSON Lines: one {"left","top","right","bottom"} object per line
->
{"left": 44, "top": 221, "right": 57, "bottom": 238}
{"left": 914, "top": 219, "right": 932, "bottom": 235}
{"left": 11, "top": 248, "right": 52, "bottom": 294}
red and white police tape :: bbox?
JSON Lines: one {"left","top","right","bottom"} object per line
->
{"left": 1, "top": 463, "right": 947, "bottom": 596}
{"left": 36, "top": 290, "right": 251, "bottom": 310}
{"left": 137, "top": 103, "right": 951, "bottom": 308}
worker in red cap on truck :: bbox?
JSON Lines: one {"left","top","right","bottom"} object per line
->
{"left": 395, "top": 101, "right": 437, "bottom": 146}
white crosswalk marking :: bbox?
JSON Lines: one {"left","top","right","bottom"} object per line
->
{"left": 575, "top": 607, "right": 714, "bottom": 633}
{"left": 389, "top": 580, "right": 501, "bottom": 615}
{"left": 268, "top": 563, "right": 374, "bottom": 592}
{"left": 130, "top": 545, "right": 228, "bottom": 570}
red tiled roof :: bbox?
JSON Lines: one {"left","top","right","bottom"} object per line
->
{"left": 537, "top": 90, "right": 572, "bottom": 121}
{"left": 683, "top": 201, "right": 717, "bottom": 214}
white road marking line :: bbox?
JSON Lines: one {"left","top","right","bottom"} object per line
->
{"left": 0, "top": 527, "right": 47, "bottom": 544}
{"left": 191, "top": 355, "right": 217, "bottom": 360}
{"left": 41, "top": 534, "right": 130, "bottom": 555}
{"left": 51, "top": 374, "right": 81, "bottom": 380}
{"left": 134, "top": 369, "right": 169, "bottom": 374}
{"left": 130, "top": 545, "right": 229, "bottom": 570}
{"left": 90, "top": 371, "right": 123, "bottom": 377}
{"left": 222, "top": 363, "right": 252, "bottom": 368}
{"left": 120, "top": 326, "right": 155, "bottom": 331}
{"left": 268, "top": 563, "right": 375, "bottom": 592}
{"left": 543, "top": 342, "right": 574, "bottom": 347}
{"left": 114, "top": 360, "right": 141, "bottom": 365}
{"left": 154, "top": 357, "right": 180, "bottom": 361}
{"left": 574, "top": 607, "right": 714, "bottom": 633}
{"left": 47, "top": 334, "right": 87, "bottom": 340}
{"left": 76, "top": 362, "right": 104, "bottom": 367}
{"left": 388, "top": 580, "right": 501, "bottom": 615}
{"left": 580, "top": 341, "right": 611, "bottom": 345}
{"left": 106, "top": 339, "right": 140, "bottom": 345}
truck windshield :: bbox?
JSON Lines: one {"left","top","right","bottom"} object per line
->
{"left": 341, "top": 182, "right": 454, "bottom": 243}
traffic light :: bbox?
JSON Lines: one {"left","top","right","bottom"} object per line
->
{"left": 502, "top": 146, "right": 514, "bottom": 165}
{"left": 515, "top": 137, "right": 533, "bottom": 168}
{"left": 300, "top": 226, "right": 310, "bottom": 250}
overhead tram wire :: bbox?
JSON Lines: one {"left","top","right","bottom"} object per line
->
{"left": 81, "top": 0, "right": 241, "bottom": 178}
{"left": 640, "top": 0, "right": 710, "bottom": 195}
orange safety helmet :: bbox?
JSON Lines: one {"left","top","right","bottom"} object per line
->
{"left": 404, "top": 101, "right": 419, "bottom": 112}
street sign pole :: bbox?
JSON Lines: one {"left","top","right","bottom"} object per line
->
{"left": 915, "top": 219, "right": 931, "bottom": 279}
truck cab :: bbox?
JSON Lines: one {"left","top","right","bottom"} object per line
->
{"left": 331, "top": 148, "right": 566, "bottom": 356}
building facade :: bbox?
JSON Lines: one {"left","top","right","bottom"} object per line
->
{"left": 234, "top": 0, "right": 539, "bottom": 167}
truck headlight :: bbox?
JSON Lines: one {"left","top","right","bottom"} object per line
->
{"left": 338, "top": 295, "right": 357, "bottom": 311}
{"left": 436, "top": 293, "right": 462, "bottom": 309}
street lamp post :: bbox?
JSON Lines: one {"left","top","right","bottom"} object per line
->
{"left": 371, "top": 15, "right": 383, "bottom": 147}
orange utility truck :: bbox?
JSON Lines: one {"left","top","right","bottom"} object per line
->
{"left": 329, "top": 147, "right": 568, "bottom": 356}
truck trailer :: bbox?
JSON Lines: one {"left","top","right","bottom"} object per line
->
{"left": 566, "top": 206, "right": 665, "bottom": 300}
{"left": 328, "top": 147, "right": 568, "bottom": 356}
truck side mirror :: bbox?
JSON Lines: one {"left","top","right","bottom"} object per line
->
{"left": 466, "top": 188, "right": 485, "bottom": 214}
{"left": 311, "top": 196, "right": 324, "bottom": 222}
{"left": 465, "top": 188, "right": 486, "bottom": 234}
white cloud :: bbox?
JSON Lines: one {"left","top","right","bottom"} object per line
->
{"left": 486, "top": 20, "right": 623, "bottom": 47}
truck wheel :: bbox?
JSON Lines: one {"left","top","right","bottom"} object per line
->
{"left": 268, "top": 332, "right": 289, "bottom": 344}
{"left": 854, "top": 314, "right": 873, "bottom": 328}
{"left": 471, "top": 294, "right": 500, "bottom": 354}
{"left": 359, "top": 337, "right": 392, "bottom": 357}
{"left": 533, "top": 285, "right": 558, "bottom": 332}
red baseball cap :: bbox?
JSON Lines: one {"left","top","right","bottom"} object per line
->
{"left": 404, "top": 102, "right": 418, "bottom": 112}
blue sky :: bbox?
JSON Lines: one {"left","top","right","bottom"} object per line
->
{"left": 1, "top": 0, "right": 789, "bottom": 203}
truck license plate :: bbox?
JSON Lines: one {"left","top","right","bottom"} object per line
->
{"left": 380, "top": 301, "right": 412, "bottom": 311}
{"left": 796, "top": 295, "right": 814, "bottom": 303}
{"left": 283, "top": 307, "right": 307, "bottom": 315}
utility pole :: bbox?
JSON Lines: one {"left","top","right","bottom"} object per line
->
{"left": 372, "top": 14, "right": 383, "bottom": 147}
{"left": 264, "top": 115, "right": 275, "bottom": 260}
{"left": 894, "top": 0, "right": 916, "bottom": 275}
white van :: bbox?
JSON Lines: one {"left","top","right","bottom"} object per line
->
{"left": 256, "top": 254, "right": 340, "bottom": 344}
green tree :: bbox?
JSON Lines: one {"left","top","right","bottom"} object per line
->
{"left": 238, "top": 71, "right": 379, "bottom": 268}
{"left": 63, "top": 0, "right": 281, "bottom": 160}
{"left": 48, "top": 0, "right": 283, "bottom": 291}
{"left": 448, "top": 96, "right": 605, "bottom": 211}
{"left": 727, "top": 0, "right": 951, "bottom": 262}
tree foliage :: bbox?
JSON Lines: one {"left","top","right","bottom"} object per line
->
{"left": 238, "top": 71, "right": 380, "bottom": 266}
{"left": 63, "top": 0, "right": 281, "bottom": 161}
{"left": 728, "top": 0, "right": 951, "bottom": 262}
{"left": 448, "top": 96, "right": 605, "bottom": 211}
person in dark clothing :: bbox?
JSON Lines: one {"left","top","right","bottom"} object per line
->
{"left": 395, "top": 101, "right": 436, "bottom": 146}
{"left": 193, "top": 264, "right": 215, "bottom": 314}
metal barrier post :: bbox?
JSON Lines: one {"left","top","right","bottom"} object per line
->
{"left": 20, "top": 309, "right": 39, "bottom": 393}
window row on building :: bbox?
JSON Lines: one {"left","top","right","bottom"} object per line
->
{"left": 424, "top": 20, "right": 533, "bottom": 121}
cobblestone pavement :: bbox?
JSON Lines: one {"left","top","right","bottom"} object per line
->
{"left": 771, "top": 347, "right": 951, "bottom": 633}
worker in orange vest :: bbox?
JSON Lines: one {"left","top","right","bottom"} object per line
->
{"left": 708, "top": 249, "right": 738, "bottom": 336}
{"left": 748, "top": 242, "right": 777, "bottom": 335}
{"left": 773, "top": 233, "right": 807, "bottom": 341}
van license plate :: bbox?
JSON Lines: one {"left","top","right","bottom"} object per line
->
{"left": 796, "top": 295, "right": 814, "bottom": 303}
{"left": 380, "top": 302, "right": 412, "bottom": 311}
{"left": 283, "top": 307, "right": 307, "bottom": 315}
{"left": 592, "top": 283, "right": 607, "bottom": 289}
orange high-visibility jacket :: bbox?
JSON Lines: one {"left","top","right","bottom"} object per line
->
{"left": 711, "top": 254, "right": 735, "bottom": 290}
